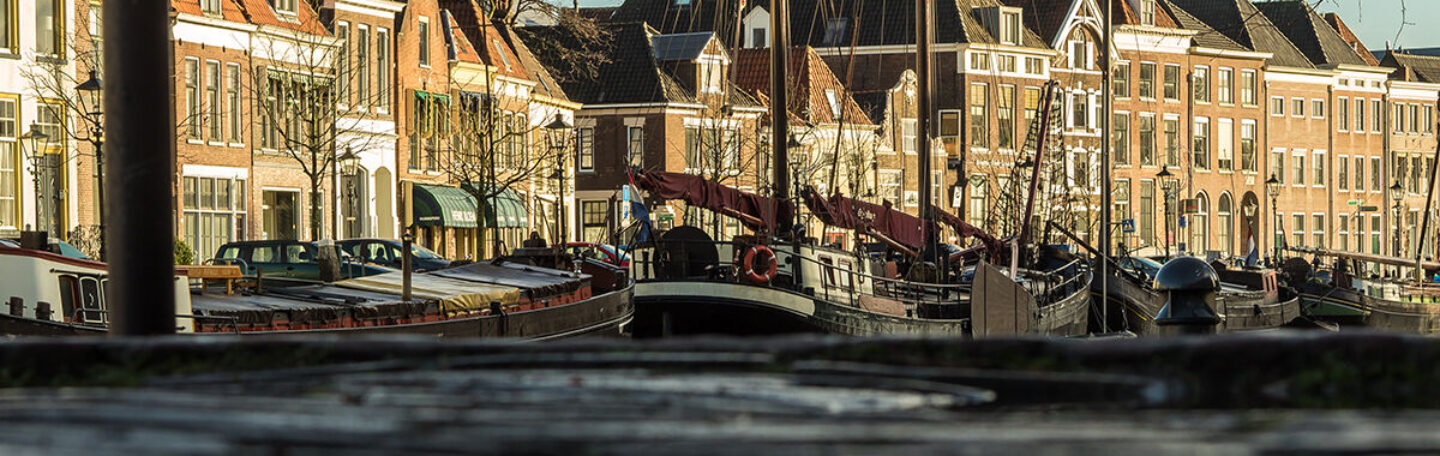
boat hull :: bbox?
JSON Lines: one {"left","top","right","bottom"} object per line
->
{"left": 1300, "top": 283, "right": 1440, "bottom": 334}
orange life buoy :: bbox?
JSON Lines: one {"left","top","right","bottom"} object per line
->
{"left": 741, "top": 245, "right": 779, "bottom": 284}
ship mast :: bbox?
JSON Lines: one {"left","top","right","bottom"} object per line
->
{"left": 769, "top": 0, "right": 790, "bottom": 231}
{"left": 1100, "top": 0, "right": 1114, "bottom": 330}
{"left": 915, "top": 0, "right": 937, "bottom": 263}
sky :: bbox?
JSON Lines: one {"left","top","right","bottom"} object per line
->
{"left": 569, "top": 0, "right": 1440, "bottom": 50}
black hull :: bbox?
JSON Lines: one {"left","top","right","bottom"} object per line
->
{"left": 1219, "top": 292, "right": 1302, "bottom": 331}
{"left": 1092, "top": 269, "right": 1303, "bottom": 334}
{"left": 1300, "top": 283, "right": 1440, "bottom": 334}
{"left": 0, "top": 287, "right": 634, "bottom": 339}
{"left": 1091, "top": 270, "right": 1164, "bottom": 335}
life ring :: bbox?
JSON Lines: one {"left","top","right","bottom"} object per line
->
{"left": 741, "top": 245, "right": 779, "bottom": 284}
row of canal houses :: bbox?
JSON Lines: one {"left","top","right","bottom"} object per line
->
{"left": 1, "top": 0, "right": 1436, "bottom": 266}
{"left": 606, "top": 0, "right": 1440, "bottom": 265}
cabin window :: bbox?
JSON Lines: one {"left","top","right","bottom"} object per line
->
{"left": 79, "top": 277, "right": 105, "bottom": 324}
{"left": 57, "top": 275, "right": 78, "bottom": 321}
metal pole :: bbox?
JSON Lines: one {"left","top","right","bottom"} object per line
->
{"left": 768, "top": 0, "right": 790, "bottom": 219}
{"left": 94, "top": 136, "right": 106, "bottom": 260}
{"left": 104, "top": 0, "right": 175, "bottom": 335}
{"left": 915, "top": 0, "right": 936, "bottom": 262}
{"left": 402, "top": 231, "right": 413, "bottom": 302}
{"left": 1100, "top": 0, "right": 1112, "bottom": 333}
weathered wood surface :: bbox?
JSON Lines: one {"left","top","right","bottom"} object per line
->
{"left": 1, "top": 333, "right": 1440, "bottom": 453}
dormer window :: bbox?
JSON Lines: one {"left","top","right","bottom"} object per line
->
{"left": 270, "top": 0, "right": 297, "bottom": 16}
{"left": 1140, "top": 0, "right": 1156, "bottom": 26}
{"left": 698, "top": 59, "right": 725, "bottom": 94}
{"left": 492, "top": 40, "right": 511, "bottom": 69}
{"left": 1001, "top": 11, "right": 1021, "bottom": 44}
{"left": 823, "top": 18, "right": 848, "bottom": 46}
{"left": 201, "top": 0, "right": 222, "bottom": 15}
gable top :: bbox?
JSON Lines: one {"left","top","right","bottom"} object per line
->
{"left": 443, "top": 10, "right": 484, "bottom": 64}
{"left": 1159, "top": 0, "right": 1245, "bottom": 51}
{"left": 1167, "top": 0, "right": 1312, "bottom": 68}
{"left": 1111, "top": 0, "right": 1180, "bottom": 29}
{"left": 734, "top": 46, "right": 873, "bottom": 126}
{"left": 651, "top": 32, "right": 722, "bottom": 62}
{"left": 1321, "top": 12, "right": 1380, "bottom": 66}
{"left": 1254, "top": 0, "right": 1366, "bottom": 67}
{"left": 172, "top": 0, "right": 250, "bottom": 23}
{"left": 1382, "top": 52, "right": 1440, "bottom": 84}
{"left": 234, "top": 0, "right": 329, "bottom": 35}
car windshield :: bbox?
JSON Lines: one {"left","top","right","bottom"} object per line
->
{"left": 410, "top": 244, "right": 443, "bottom": 259}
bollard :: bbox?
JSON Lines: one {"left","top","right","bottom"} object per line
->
{"left": 1154, "top": 257, "right": 1222, "bottom": 335}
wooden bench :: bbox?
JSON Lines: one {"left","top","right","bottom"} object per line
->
{"left": 177, "top": 265, "right": 245, "bottom": 295}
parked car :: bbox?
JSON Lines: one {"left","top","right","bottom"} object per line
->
{"left": 212, "top": 240, "right": 391, "bottom": 280}
{"left": 337, "top": 238, "right": 454, "bottom": 272}
{"left": 565, "top": 242, "right": 630, "bottom": 267}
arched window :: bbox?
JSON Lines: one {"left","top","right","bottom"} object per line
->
{"left": 1191, "top": 192, "right": 1209, "bottom": 255}
{"left": 1217, "top": 193, "right": 1233, "bottom": 256}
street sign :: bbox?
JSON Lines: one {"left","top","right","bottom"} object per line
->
{"left": 1359, "top": 205, "right": 1379, "bottom": 212}
{"left": 1121, "top": 219, "right": 1136, "bottom": 233}
{"left": 1179, "top": 216, "right": 1187, "bottom": 228}
{"left": 1348, "top": 199, "right": 1362, "bottom": 206}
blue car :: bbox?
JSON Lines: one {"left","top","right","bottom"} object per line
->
{"left": 213, "top": 240, "right": 392, "bottom": 280}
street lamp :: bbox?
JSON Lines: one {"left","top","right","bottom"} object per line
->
{"left": 1156, "top": 167, "right": 1174, "bottom": 259}
{"left": 338, "top": 148, "right": 360, "bottom": 239}
{"left": 1390, "top": 181, "right": 1405, "bottom": 275}
{"left": 544, "top": 115, "right": 572, "bottom": 246}
{"left": 76, "top": 70, "right": 106, "bottom": 258}
{"left": 1265, "top": 173, "right": 1282, "bottom": 265}
{"left": 20, "top": 123, "right": 49, "bottom": 236}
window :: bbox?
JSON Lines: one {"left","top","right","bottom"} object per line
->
{"left": 1271, "top": 150, "right": 1285, "bottom": 184}
{"left": 182, "top": 176, "right": 247, "bottom": 262}
{"left": 357, "top": 25, "right": 370, "bottom": 108}
{"left": 1371, "top": 215, "right": 1382, "bottom": 254}
{"left": 1217, "top": 68, "right": 1233, "bottom": 104}
{"left": 0, "top": 0, "right": 14, "bottom": 52}
{"left": 206, "top": 61, "right": 221, "bottom": 141}
{"left": 1163, "top": 118, "right": 1178, "bottom": 166}
{"left": 1114, "top": 179, "right": 1131, "bottom": 230}
{"left": 627, "top": 126, "right": 644, "bottom": 167}
{"left": 1072, "top": 93, "right": 1088, "bottom": 129}
{"left": 227, "top": 64, "right": 241, "bottom": 143}
{"left": 969, "top": 176, "right": 987, "bottom": 227}
{"left": 417, "top": 17, "right": 430, "bottom": 67}
{"left": 1426, "top": 104, "right": 1435, "bottom": 133}
{"left": 1114, "top": 114, "right": 1130, "bottom": 165}
{"left": 0, "top": 97, "right": 13, "bottom": 229}
{"left": 1313, "top": 151, "right": 1326, "bottom": 186}
{"left": 1338, "top": 98, "right": 1349, "bottom": 131}
{"left": 1292, "top": 214, "right": 1305, "bottom": 250}
{"left": 1372, "top": 99, "right": 1383, "bottom": 133}
{"left": 337, "top": 23, "right": 350, "bottom": 104}
{"left": 1292, "top": 153, "right": 1304, "bottom": 185}
{"left": 1217, "top": 119, "right": 1233, "bottom": 170}
{"left": 970, "top": 52, "right": 989, "bottom": 71}
{"left": 1312, "top": 99, "right": 1324, "bottom": 118}
{"left": 902, "top": 119, "right": 918, "bottom": 154}
{"left": 1338, "top": 155, "right": 1349, "bottom": 191}
{"left": 1140, "top": 0, "right": 1156, "bottom": 25}
{"left": 577, "top": 127, "right": 594, "bottom": 171}
{"left": 1191, "top": 194, "right": 1208, "bottom": 253}
{"left": 1354, "top": 156, "right": 1364, "bottom": 190}
{"left": 752, "top": 28, "right": 765, "bottom": 48}
{"left": 880, "top": 171, "right": 901, "bottom": 202}
{"left": 1292, "top": 98, "right": 1305, "bottom": 117}
{"left": 581, "top": 201, "right": 608, "bottom": 243}
{"left": 1270, "top": 97, "right": 1284, "bottom": 116}
{"left": 1410, "top": 104, "right": 1420, "bottom": 133}
{"left": 1241, "top": 122, "right": 1256, "bottom": 172}
{"left": 271, "top": 0, "right": 297, "bottom": 15}
{"left": 996, "top": 55, "right": 1016, "bottom": 72}
{"left": 939, "top": 110, "right": 961, "bottom": 146}
{"left": 1240, "top": 70, "right": 1256, "bottom": 105}
{"left": 1339, "top": 214, "right": 1350, "bottom": 251}
{"left": 1069, "top": 37, "right": 1089, "bottom": 69}
{"left": 1355, "top": 98, "right": 1366, "bottom": 132}
{"left": 1140, "top": 181, "right": 1155, "bottom": 245}
{"left": 1139, "top": 63, "right": 1155, "bottom": 98}
{"left": 1002, "top": 11, "right": 1021, "bottom": 44}
{"left": 201, "top": 0, "right": 222, "bottom": 14}
{"left": 824, "top": 89, "right": 841, "bottom": 118}
{"left": 377, "top": 29, "right": 390, "bottom": 111}
{"left": 998, "top": 85, "right": 1015, "bottom": 149}
{"left": 1026, "top": 57, "right": 1043, "bottom": 74}
{"left": 1191, "top": 118, "right": 1209, "bottom": 169}
{"left": 1371, "top": 157, "right": 1381, "bottom": 191}
{"left": 36, "top": 0, "right": 62, "bottom": 56}
{"left": 1217, "top": 193, "right": 1233, "bottom": 255}
{"left": 1114, "top": 63, "right": 1130, "bottom": 98}
{"left": 823, "top": 17, "right": 848, "bottom": 45}
{"left": 969, "top": 83, "right": 988, "bottom": 148}
{"left": 1139, "top": 115, "right": 1155, "bottom": 166}
{"left": 1163, "top": 64, "right": 1180, "bottom": 100}
{"left": 1193, "top": 66, "right": 1209, "bottom": 103}
{"left": 1393, "top": 102, "right": 1405, "bottom": 133}
{"left": 185, "top": 58, "right": 200, "bottom": 139}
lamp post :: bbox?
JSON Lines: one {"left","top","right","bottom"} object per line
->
{"left": 20, "top": 123, "right": 49, "bottom": 236}
{"left": 1390, "top": 181, "right": 1405, "bottom": 277}
{"left": 1265, "top": 173, "right": 1282, "bottom": 265}
{"left": 545, "top": 115, "right": 572, "bottom": 247}
{"left": 1157, "top": 167, "right": 1174, "bottom": 259}
{"left": 76, "top": 70, "right": 105, "bottom": 258}
{"left": 338, "top": 148, "right": 360, "bottom": 239}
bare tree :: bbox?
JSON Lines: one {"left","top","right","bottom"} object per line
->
{"left": 514, "top": 8, "right": 613, "bottom": 85}
{"left": 246, "top": 14, "right": 390, "bottom": 241}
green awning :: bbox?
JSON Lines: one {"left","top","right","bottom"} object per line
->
{"left": 413, "top": 184, "right": 479, "bottom": 228}
{"left": 413, "top": 184, "right": 529, "bottom": 229}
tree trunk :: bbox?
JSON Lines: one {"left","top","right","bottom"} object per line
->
{"left": 310, "top": 178, "right": 324, "bottom": 241}
{"left": 474, "top": 202, "right": 488, "bottom": 260}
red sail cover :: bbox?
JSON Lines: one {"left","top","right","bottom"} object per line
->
{"left": 802, "top": 188, "right": 929, "bottom": 250}
{"left": 934, "top": 208, "right": 1005, "bottom": 257}
{"left": 633, "top": 170, "right": 793, "bottom": 231}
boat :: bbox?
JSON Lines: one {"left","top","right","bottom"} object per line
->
{"left": 0, "top": 242, "right": 634, "bottom": 338}
{"left": 1291, "top": 247, "right": 1440, "bottom": 333}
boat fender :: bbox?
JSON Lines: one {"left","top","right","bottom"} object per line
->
{"left": 741, "top": 245, "right": 778, "bottom": 284}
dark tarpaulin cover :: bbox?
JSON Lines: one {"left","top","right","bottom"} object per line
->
{"left": 430, "top": 261, "right": 589, "bottom": 298}
{"left": 934, "top": 208, "right": 1005, "bottom": 257}
{"left": 632, "top": 170, "right": 794, "bottom": 231}
{"left": 802, "top": 188, "right": 929, "bottom": 251}
{"left": 191, "top": 285, "right": 438, "bottom": 326}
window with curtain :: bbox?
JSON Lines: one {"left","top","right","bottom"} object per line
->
{"left": 1217, "top": 193, "right": 1232, "bottom": 255}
